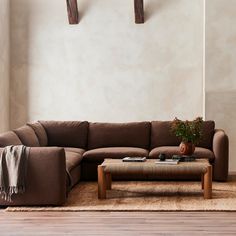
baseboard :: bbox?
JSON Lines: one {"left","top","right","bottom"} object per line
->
{"left": 229, "top": 171, "right": 236, "bottom": 176}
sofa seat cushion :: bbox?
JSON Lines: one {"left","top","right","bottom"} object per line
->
{"left": 64, "top": 147, "right": 85, "bottom": 155}
{"left": 149, "top": 146, "right": 215, "bottom": 160}
{"left": 66, "top": 165, "right": 81, "bottom": 190}
{"left": 65, "top": 149, "right": 84, "bottom": 171}
{"left": 83, "top": 147, "right": 149, "bottom": 162}
{"left": 65, "top": 149, "right": 84, "bottom": 189}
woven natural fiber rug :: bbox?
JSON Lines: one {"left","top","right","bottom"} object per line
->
{"left": 6, "top": 180, "right": 236, "bottom": 212}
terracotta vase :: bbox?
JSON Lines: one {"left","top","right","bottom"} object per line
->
{"left": 179, "top": 142, "right": 195, "bottom": 155}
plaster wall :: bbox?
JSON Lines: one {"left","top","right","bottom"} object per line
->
{"left": 206, "top": 0, "right": 236, "bottom": 171}
{"left": 0, "top": 0, "right": 9, "bottom": 132}
{"left": 10, "top": 0, "right": 204, "bottom": 128}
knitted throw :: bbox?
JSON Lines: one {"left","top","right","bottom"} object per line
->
{"left": 0, "top": 145, "right": 30, "bottom": 202}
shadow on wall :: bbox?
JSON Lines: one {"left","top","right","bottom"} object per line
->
{"left": 10, "top": 0, "right": 30, "bottom": 129}
{"left": 75, "top": 0, "right": 174, "bottom": 23}
{"left": 206, "top": 91, "right": 236, "bottom": 172}
{"left": 145, "top": 0, "right": 174, "bottom": 22}
{"left": 78, "top": 0, "right": 92, "bottom": 21}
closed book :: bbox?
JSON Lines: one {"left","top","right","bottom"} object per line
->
{"left": 122, "top": 157, "right": 146, "bottom": 162}
{"left": 172, "top": 155, "right": 196, "bottom": 162}
{"left": 156, "top": 159, "right": 179, "bottom": 165}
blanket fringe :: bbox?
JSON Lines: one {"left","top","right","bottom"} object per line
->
{"left": 0, "top": 186, "right": 25, "bottom": 202}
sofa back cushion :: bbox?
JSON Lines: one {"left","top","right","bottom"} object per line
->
{"left": 151, "top": 120, "right": 215, "bottom": 150}
{"left": 14, "top": 125, "right": 40, "bottom": 147}
{"left": 88, "top": 122, "right": 151, "bottom": 149}
{"left": 0, "top": 131, "right": 22, "bottom": 147}
{"left": 151, "top": 121, "right": 180, "bottom": 149}
{"left": 27, "top": 122, "right": 48, "bottom": 146}
{"left": 198, "top": 121, "right": 215, "bottom": 149}
{"left": 39, "top": 121, "right": 89, "bottom": 148}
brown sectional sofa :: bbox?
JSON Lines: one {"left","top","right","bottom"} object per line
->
{"left": 0, "top": 120, "right": 229, "bottom": 206}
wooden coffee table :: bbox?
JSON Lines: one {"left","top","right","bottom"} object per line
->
{"left": 97, "top": 159, "right": 212, "bottom": 199}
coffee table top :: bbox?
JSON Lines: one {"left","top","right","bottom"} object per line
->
{"left": 101, "top": 159, "right": 210, "bottom": 176}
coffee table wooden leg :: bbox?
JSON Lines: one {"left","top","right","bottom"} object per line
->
{"left": 106, "top": 172, "right": 112, "bottom": 190}
{"left": 98, "top": 165, "right": 106, "bottom": 199}
{"left": 201, "top": 174, "right": 204, "bottom": 190}
{"left": 204, "top": 165, "right": 212, "bottom": 199}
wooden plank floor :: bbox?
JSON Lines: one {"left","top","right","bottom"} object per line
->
{"left": 1, "top": 175, "right": 236, "bottom": 235}
{"left": 1, "top": 211, "right": 236, "bottom": 235}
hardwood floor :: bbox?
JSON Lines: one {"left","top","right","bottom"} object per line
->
{"left": 0, "top": 211, "right": 236, "bottom": 235}
{"left": 1, "top": 175, "right": 236, "bottom": 235}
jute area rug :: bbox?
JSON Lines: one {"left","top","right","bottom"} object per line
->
{"left": 6, "top": 180, "right": 236, "bottom": 212}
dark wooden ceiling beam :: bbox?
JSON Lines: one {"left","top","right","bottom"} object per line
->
{"left": 66, "top": 0, "right": 79, "bottom": 24}
{"left": 134, "top": 0, "right": 144, "bottom": 24}
{"left": 66, "top": 0, "right": 144, "bottom": 25}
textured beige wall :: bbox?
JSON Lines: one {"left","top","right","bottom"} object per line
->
{"left": 10, "top": 0, "right": 203, "bottom": 128}
{"left": 206, "top": 0, "right": 236, "bottom": 171}
{"left": 0, "top": 0, "right": 9, "bottom": 132}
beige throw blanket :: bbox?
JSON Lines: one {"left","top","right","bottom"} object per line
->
{"left": 0, "top": 145, "right": 30, "bottom": 201}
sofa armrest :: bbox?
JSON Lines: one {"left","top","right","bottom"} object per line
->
{"left": 0, "top": 147, "right": 66, "bottom": 206}
{"left": 212, "top": 129, "right": 229, "bottom": 181}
